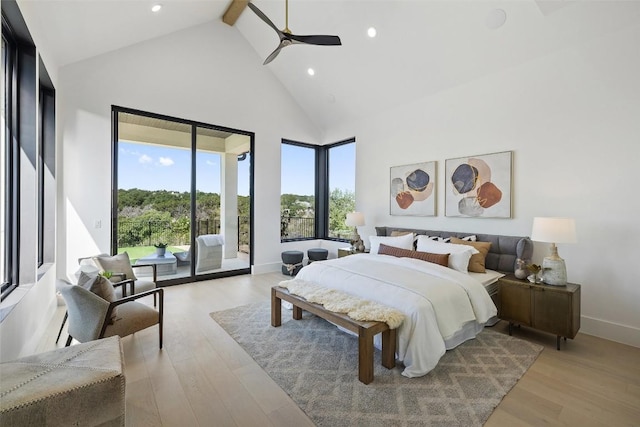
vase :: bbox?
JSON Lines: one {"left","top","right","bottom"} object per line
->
{"left": 156, "top": 247, "right": 166, "bottom": 257}
{"left": 514, "top": 267, "right": 528, "bottom": 280}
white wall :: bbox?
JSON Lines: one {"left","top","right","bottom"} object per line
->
{"left": 324, "top": 22, "right": 640, "bottom": 347}
{"left": 57, "top": 22, "right": 321, "bottom": 282}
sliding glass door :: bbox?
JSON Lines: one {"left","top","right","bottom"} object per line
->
{"left": 113, "top": 107, "right": 252, "bottom": 284}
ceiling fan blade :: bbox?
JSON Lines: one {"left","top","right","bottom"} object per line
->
{"left": 287, "top": 34, "right": 342, "bottom": 46}
{"left": 263, "top": 43, "right": 285, "bottom": 65}
{"left": 247, "top": 2, "right": 282, "bottom": 35}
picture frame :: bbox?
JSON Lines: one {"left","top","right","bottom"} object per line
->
{"left": 445, "top": 151, "right": 512, "bottom": 218}
{"left": 390, "top": 161, "right": 436, "bottom": 216}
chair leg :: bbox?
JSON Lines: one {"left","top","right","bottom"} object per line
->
{"left": 65, "top": 335, "right": 73, "bottom": 347}
{"left": 55, "top": 311, "right": 68, "bottom": 344}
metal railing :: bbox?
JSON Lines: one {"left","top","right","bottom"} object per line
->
{"left": 118, "top": 217, "right": 249, "bottom": 249}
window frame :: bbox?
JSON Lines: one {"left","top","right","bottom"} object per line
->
{"left": 281, "top": 137, "right": 355, "bottom": 243}
{"left": 1, "top": 18, "right": 19, "bottom": 300}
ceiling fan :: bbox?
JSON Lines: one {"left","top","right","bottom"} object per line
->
{"left": 247, "top": 0, "right": 341, "bottom": 65}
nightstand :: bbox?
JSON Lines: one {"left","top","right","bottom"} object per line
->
{"left": 498, "top": 274, "right": 581, "bottom": 350}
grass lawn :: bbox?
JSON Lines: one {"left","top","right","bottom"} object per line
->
{"left": 118, "top": 246, "right": 184, "bottom": 264}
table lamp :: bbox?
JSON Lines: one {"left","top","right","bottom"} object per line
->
{"left": 345, "top": 212, "right": 365, "bottom": 252}
{"left": 530, "top": 217, "right": 576, "bottom": 286}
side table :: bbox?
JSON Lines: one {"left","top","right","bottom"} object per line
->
{"left": 498, "top": 274, "right": 581, "bottom": 350}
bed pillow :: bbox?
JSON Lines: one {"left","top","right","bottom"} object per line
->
{"left": 77, "top": 271, "right": 118, "bottom": 322}
{"left": 416, "top": 236, "right": 479, "bottom": 273}
{"left": 450, "top": 237, "right": 492, "bottom": 273}
{"left": 423, "top": 234, "right": 477, "bottom": 243}
{"left": 390, "top": 230, "right": 418, "bottom": 248}
{"left": 378, "top": 243, "right": 449, "bottom": 267}
{"left": 93, "top": 252, "right": 137, "bottom": 281}
{"left": 369, "top": 233, "right": 414, "bottom": 254}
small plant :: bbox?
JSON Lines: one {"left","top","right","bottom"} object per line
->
{"left": 99, "top": 271, "right": 113, "bottom": 279}
{"left": 154, "top": 242, "right": 167, "bottom": 248}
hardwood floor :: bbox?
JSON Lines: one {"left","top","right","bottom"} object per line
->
{"left": 41, "top": 273, "right": 640, "bottom": 426}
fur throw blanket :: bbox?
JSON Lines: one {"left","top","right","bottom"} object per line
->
{"left": 279, "top": 279, "right": 405, "bottom": 329}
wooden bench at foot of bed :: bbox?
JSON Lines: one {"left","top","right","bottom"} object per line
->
{"left": 271, "top": 285, "right": 396, "bottom": 384}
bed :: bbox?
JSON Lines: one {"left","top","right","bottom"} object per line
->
{"left": 293, "top": 226, "right": 533, "bottom": 378}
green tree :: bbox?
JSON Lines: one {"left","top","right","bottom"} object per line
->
{"left": 328, "top": 188, "right": 355, "bottom": 238}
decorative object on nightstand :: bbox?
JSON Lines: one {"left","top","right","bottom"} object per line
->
{"left": 526, "top": 263, "right": 542, "bottom": 284}
{"left": 531, "top": 217, "right": 577, "bottom": 286}
{"left": 345, "top": 212, "right": 365, "bottom": 252}
{"left": 514, "top": 258, "right": 528, "bottom": 279}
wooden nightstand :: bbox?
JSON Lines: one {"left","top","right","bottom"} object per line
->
{"left": 498, "top": 274, "right": 581, "bottom": 350}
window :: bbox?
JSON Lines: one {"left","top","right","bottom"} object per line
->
{"left": 281, "top": 138, "right": 355, "bottom": 241}
{"left": 1, "top": 3, "right": 56, "bottom": 302}
{"left": 328, "top": 142, "right": 356, "bottom": 239}
{"left": 38, "top": 60, "right": 55, "bottom": 269}
{"left": 1, "top": 23, "right": 17, "bottom": 299}
{"left": 280, "top": 142, "right": 316, "bottom": 239}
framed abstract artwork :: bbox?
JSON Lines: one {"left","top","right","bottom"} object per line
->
{"left": 445, "top": 151, "right": 512, "bottom": 218}
{"left": 390, "top": 161, "right": 436, "bottom": 216}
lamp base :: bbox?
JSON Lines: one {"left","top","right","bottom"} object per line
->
{"left": 542, "top": 256, "right": 567, "bottom": 286}
{"left": 350, "top": 230, "right": 365, "bottom": 253}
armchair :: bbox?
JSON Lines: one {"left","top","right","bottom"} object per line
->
{"left": 195, "top": 234, "right": 224, "bottom": 273}
{"left": 56, "top": 279, "right": 164, "bottom": 348}
{"left": 56, "top": 252, "right": 159, "bottom": 344}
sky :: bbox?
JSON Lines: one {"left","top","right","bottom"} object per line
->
{"left": 118, "top": 142, "right": 250, "bottom": 196}
{"left": 118, "top": 140, "right": 355, "bottom": 196}
{"left": 281, "top": 143, "right": 355, "bottom": 195}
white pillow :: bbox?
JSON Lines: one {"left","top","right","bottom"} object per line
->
{"left": 369, "top": 233, "right": 414, "bottom": 254}
{"left": 415, "top": 236, "right": 479, "bottom": 273}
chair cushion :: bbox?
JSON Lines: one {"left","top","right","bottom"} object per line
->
{"left": 103, "top": 302, "right": 159, "bottom": 339}
{"left": 113, "top": 279, "right": 156, "bottom": 299}
{"left": 94, "top": 252, "right": 137, "bottom": 281}
{"left": 77, "top": 271, "right": 118, "bottom": 322}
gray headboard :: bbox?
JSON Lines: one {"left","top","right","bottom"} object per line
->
{"left": 375, "top": 226, "right": 533, "bottom": 273}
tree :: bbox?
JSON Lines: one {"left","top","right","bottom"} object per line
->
{"left": 328, "top": 188, "right": 355, "bottom": 238}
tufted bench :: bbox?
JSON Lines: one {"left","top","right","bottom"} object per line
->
{"left": 0, "top": 336, "right": 125, "bottom": 426}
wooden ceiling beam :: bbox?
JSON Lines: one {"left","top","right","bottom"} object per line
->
{"left": 222, "top": 0, "right": 249, "bottom": 26}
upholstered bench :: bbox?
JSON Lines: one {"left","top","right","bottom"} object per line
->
{"left": 307, "top": 248, "right": 328, "bottom": 263}
{"left": 281, "top": 250, "right": 304, "bottom": 276}
{"left": 0, "top": 336, "right": 125, "bottom": 426}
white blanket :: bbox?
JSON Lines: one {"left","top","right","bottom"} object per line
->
{"left": 295, "top": 254, "right": 497, "bottom": 378}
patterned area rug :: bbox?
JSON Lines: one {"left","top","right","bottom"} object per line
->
{"left": 210, "top": 303, "right": 543, "bottom": 426}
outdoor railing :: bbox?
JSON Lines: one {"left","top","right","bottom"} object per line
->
{"left": 118, "top": 217, "right": 249, "bottom": 250}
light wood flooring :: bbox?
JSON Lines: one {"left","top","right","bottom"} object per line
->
{"left": 41, "top": 272, "right": 640, "bottom": 426}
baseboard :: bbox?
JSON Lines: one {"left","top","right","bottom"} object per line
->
{"left": 580, "top": 315, "right": 640, "bottom": 348}
{"left": 252, "top": 262, "right": 282, "bottom": 275}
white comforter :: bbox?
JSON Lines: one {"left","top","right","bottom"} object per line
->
{"left": 295, "top": 254, "right": 497, "bottom": 378}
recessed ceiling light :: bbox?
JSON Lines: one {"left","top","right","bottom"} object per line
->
{"left": 307, "top": 68, "right": 315, "bottom": 76}
{"left": 151, "top": 4, "right": 162, "bottom": 13}
{"left": 367, "top": 27, "right": 377, "bottom": 38}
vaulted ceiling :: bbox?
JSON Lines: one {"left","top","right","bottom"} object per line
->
{"left": 17, "top": 0, "right": 640, "bottom": 133}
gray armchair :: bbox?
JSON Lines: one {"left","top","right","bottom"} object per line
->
{"left": 56, "top": 279, "right": 164, "bottom": 348}
{"left": 56, "top": 253, "right": 159, "bottom": 344}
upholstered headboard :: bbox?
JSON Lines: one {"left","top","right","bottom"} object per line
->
{"left": 375, "top": 226, "right": 533, "bottom": 273}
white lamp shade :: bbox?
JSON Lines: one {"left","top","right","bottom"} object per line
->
{"left": 345, "top": 212, "right": 365, "bottom": 227}
{"left": 531, "top": 217, "right": 577, "bottom": 244}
